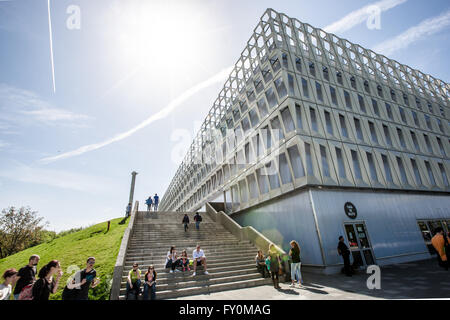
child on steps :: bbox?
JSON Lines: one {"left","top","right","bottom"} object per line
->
{"left": 181, "top": 250, "right": 190, "bottom": 272}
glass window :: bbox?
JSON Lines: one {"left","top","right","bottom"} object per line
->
{"left": 411, "top": 131, "right": 420, "bottom": 151}
{"left": 397, "top": 128, "right": 406, "bottom": 149}
{"left": 279, "top": 152, "right": 293, "bottom": 184}
{"left": 257, "top": 97, "right": 269, "bottom": 118}
{"left": 339, "top": 114, "right": 348, "bottom": 138}
{"left": 354, "top": 118, "right": 363, "bottom": 141}
{"left": 262, "top": 66, "right": 273, "bottom": 83}
{"left": 369, "top": 121, "right": 378, "bottom": 144}
{"left": 330, "top": 86, "right": 338, "bottom": 106}
{"left": 425, "top": 161, "right": 436, "bottom": 185}
{"left": 364, "top": 80, "right": 370, "bottom": 94}
{"left": 366, "top": 152, "right": 378, "bottom": 181}
{"left": 336, "top": 71, "right": 343, "bottom": 85}
{"left": 425, "top": 114, "right": 432, "bottom": 130}
{"left": 322, "top": 67, "right": 329, "bottom": 81}
{"left": 358, "top": 95, "right": 366, "bottom": 113}
{"left": 383, "top": 125, "right": 392, "bottom": 146}
{"left": 351, "top": 150, "right": 362, "bottom": 180}
{"left": 325, "top": 111, "right": 333, "bottom": 135}
{"left": 399, "top": 107, "right": 407, "bottom": 123}
{"left": 256, "top": 168, "right": 269, "bottom": 194}
{"left": 412, "top": 111, "right": 419, "bottom": 127}
{"left": 438, "top": 163, "right": 449, "bottom": 187}
{"left": 287, "top": 145, "right": 305, "bottom": 178}
{"left": 241, "top": 117, "right": 251, "bottom": 135}
{"left": 336, "top": 147, "right": 346, "bottom": 178}
{"left": 254, "top": 78, "right": 264, "bottom": 94}
{"left": 396, "top": 157, "right": 408, "bottom": 184}
{"left": 437, "top": 119, "right": 444, "bottom": 133}
{"left": 320, "top": 145, "right": 330, "bottom": 177}
{"left": 239, "top": 100, "right": 248, "bottom": 114}
{"left": 372, "top": 99, "right": 379, "bottom": 117}
{"left": 266, "top": 161, "right": 281, "bottom": 190}
{"left": 424, "top": 134, "right": 433, "bottom": 153}
{"left": 262, "top": 125, "right": 272, "bottom": 150}
{"left": 282, "top": 53, "right": 289, "bottom": 68}
{"left": 275, "top": 76, "right": 288, "bottom": 99}
{"left": 310, "top": 107, "right": 318, "bottom": 132}
{"left": 270, "top": 116, "right": 285, "bottom": 141}
{"left": 301, "top": 78, "right": 309, "bottom": 98}
{"left": 403, "top": 93, "right": 409, "bottom": 106}
{"left": 270, "top": 56, "right": 281, "bottom": 73}
{"left": 436, "top": 137, "right": 445, "bottom": 156}
{"left": 295, "top": 104, "right": 303, "bottom": 130}
{"left": 249, "top": 108, "right": 260, "bottom": 127}
{"left": 281, "top": 107, "right": 295, "bottom": 133}
{"left": 350, "top": 76, "right": 356, "bottom": 89}
{"left": 295, "top": 57, "right": 302, "bottom": 73}
{"left": 247, "top": 89, "right": 256, "bottom": 102}
{"left": 390, "top": 89, "right": 396, "bottom": 102}
{"left": 382, "top": 154, "right": 393, "bottom": 183}
{"left": 344, "top": 90, "right": 352, "bottom": 109}
{"left": 309, "top": 62, "right": 315, "bottom": 77}
{"left": 288, "top": 74, "right": 295, "bottom": 96}
{"left": 385, "top": 103, "right": 393, "bottom": 120}
{"left": 316, "top": 82, "right": 323, "bottom": 102}
{"left": 265, "top": 87, "right": 278, "bottom": 108}
{"left": 305, "top": 143, "right": 314, "bottom": 175}
{"left": 252, "top": 134, "right": 262, "bottom": 157}
{"left": 377, "top": 84, "right": 383, "bottom": 98}
{"left": 411, "top": 158, "right": 422, "bottom": 185}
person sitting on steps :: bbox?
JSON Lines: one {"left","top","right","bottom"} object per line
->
{"left": 192, "top": 244, "right": 208, "bottom": 276}
{"left": 126, "top": 263, "right": 141, "bottom": 300}
{"left": 166, "top": 246, "right": 181, "bottom": 273}
{"left": 255, "top": 250, "right": 269, "bottom": 278}
{"left": 180, "top": 250, "right": 190, "bottom": 272}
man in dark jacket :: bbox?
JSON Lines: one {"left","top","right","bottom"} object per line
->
{"left": 13, "top": 254, "right": 40, "bottom": 300}
{"left": 337, "top": 236, "right": 352, "bottom": 276}
{"left": 194, "top": 212, "right": 202, "bottom": 230}
{"left": 182, "top": 214, "right": 190, "bottom": 232}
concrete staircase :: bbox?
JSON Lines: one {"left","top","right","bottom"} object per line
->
{"left": 118, "top": 211, "right": 271, "bottom": 299}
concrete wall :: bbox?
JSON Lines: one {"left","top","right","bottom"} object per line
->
{"left": 231, "top": 187, "right": 450, "bottom": 273}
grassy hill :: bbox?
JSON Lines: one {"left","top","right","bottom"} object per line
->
{"left": 0, "top": 217, "right": 129, "bottom": 300}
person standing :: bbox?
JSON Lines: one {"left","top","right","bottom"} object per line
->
{"left": 194, "top": 212, "right": 202, "bottom": 230}
{"left": 337, "top": 236, "right": 352, "bottom": 276}
{"left": 125, "top": 202, "right": 132, "bottom": 217}
{"left": 182, "top": 214, "right": 190, "bottom": 232}
{"left": 13, "top": 254, "right": 40, "bottom": 300}
{"left": 268, "top": 244, "right": 281, "bottom": 289}
{"left": 153, "top": 194, "right": 159, "bottom": 211}
{"left": 62, "top": 257, "right": 100, "bottom": 300}
{"left": 143, "top": 265, "right": 157, "bottom": 300}
{"left": 0, "top": 269, "right": 18, "bottom": 300}
{"left": 431, "top": 227, "right": 448, "bottom": 270}
{"left": 126, "top": 263, "right": 141, "bottom": 300}
{"left": 289, "top": 240, "right": 303, "bottom": 287}
{"left": 145, "top": 196, "right": 153, "bottom": 212}
{"left": 32, "top": 260, "right": 63, "bottom": 301}
{"left": 192, "top": 245, "right": 208, "bottom": 276}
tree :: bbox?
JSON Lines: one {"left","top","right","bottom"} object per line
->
{"left": 0, "top": 206, "right": 48, "bottom": 258}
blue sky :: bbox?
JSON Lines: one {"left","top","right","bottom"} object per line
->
{"left": 0, "top": 0, "right": 449, "bottom": 231}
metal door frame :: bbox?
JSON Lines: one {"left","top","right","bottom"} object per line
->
{"left": 343, "top": 220, "right": 377, "bottom": 266}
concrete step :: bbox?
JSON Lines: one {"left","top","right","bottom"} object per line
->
{"left": 127, "top": 240, "right": 251, "bottom": 248}
{"left": 123, "top": 259, "right": 255, "bottom": 270}
{"left": 118, "top": 277, "right": 272, "bottom": 300}
{"left": 129, "top": 235, "right": 238, "bottom": 242}
{"left": 119, "top": 272, "right": 263, "bottom": 294}
{"left": 121, "top": 264, "right": 258, "bottom": 278}
{"left": 125, "top": 246, "right": 257, "bottom": 257}
{"left": 124, "top": 254, "right": 257, "bottom": 267}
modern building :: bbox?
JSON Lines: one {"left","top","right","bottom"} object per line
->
{"left": 161, "top": 8, "right": 450, "bottom": 273}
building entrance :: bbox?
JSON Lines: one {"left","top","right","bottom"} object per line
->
{"left": 344, "top": 222, "right": 376, "bottom": 267}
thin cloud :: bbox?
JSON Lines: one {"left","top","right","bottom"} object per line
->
{"left": 0, "top": 83, "right": 91, "bottom": 128}
{"left": 324, "top": 0, "right": 407, "bottom": 34}
{"left": 40, "top": 66, "right": 233, "bottom": 163}
{"left": 373, "top": 10, "right": 450, "bottom": 56}
{"left": 0, "top": 162, "right": 117, "bottom": 194}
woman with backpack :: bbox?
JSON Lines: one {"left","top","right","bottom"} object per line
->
{"left": 32, "top": 260, "right": 63, "bottom": 300}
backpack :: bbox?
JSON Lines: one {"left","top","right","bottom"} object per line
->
{"left": 197, "top": 215, "right": 202, "bottom": 222}
{"left": 18, "top": 283, "right": 34, "bottom": 300}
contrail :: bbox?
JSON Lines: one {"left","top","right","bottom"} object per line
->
{"left": 47, "top": 0, "right": 56, "bottom": 93}
{"left": 40, "top": 66, "right": 233, "bottom": 163}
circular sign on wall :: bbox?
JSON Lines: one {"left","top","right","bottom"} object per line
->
{"left": 344, "top": 202, "right": 357, "bottom": 219}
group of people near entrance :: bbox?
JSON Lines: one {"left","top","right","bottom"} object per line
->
{"left": 0, "top": 255, "right": 99, "bottom": 301}
{"left": 255, "top": 241, "right": 303, "bottom": 289}
{"left": 125, "top": 244, "right": 208, "bottom": 300}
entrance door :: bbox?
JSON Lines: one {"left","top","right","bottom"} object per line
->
{"left": 344, "top": 222, "right": 376, "bottom": 267}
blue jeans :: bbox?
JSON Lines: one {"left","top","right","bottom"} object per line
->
{"left": 126, "top": 279, "right": 141, "bottom": 299}
{"left": 154, "top": 203, "right": 158, "bottom": 211}
{"left": 290, "top": 262, "right": 303, "bottom": 284}
{"left": 195, "top": 221, "right": 200, "bottom": 229}
{"left": 14, "top": 294, "right": 20, "bottom": 300}
{"left": 143, "top": 282, "right": 156, "bottom": 300}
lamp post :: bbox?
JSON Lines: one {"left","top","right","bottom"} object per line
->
{"left": 129, "top": 171, "right": 138, "bottom": 207}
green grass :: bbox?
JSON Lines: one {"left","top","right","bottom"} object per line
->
{"left": 0, "top": 217, "right": 129, "bottom": 300}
